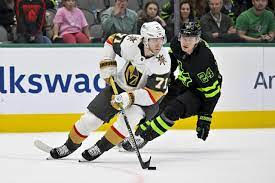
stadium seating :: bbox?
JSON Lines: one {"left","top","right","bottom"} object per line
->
{"left": 0, "top": 26, "right": 8, "bottom": 42}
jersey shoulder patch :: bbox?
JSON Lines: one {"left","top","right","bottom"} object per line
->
{"left": 120, "top": 35, "right": 143, "bottom": 60}
{"left": 148, "top": 48, "right": 171, "bottom": 75}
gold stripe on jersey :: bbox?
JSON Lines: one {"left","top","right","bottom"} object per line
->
{"left": 106, "top": 34, "right": 116, "bottom": 45}
{"left": 104, "top": 126, "right": 125, "bottom": 145}
{"left": 69, "top": 125, "right": 87, "bottom": 144}
{"left": 144, "top": 87, "right": 165, "bottom": 103}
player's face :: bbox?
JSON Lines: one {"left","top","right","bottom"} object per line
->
{"left": 252, "top": 0, "right": 268, "bottom": 11}
{"left": 179, "top": 36, "right": 199, "bottom": 54}
{"left": 148, "top": 37, "right": 164, "bottom": 55}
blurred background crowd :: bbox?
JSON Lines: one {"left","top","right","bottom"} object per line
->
{"left": 0, "top": 0, "right": 274, "bottom": 44}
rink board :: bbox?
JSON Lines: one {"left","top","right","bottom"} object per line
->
{"left": 0, "top": 45, "right": 275, "bottom": 132}
{"left": 0, "top": 111, "right": 275, "bottom": 132}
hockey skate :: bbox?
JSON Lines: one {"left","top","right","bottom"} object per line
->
{"left": 81, "top": 144, "right": 103, "bottom": 161}
{"left": 50, "top": 137, "right": 81, "bottom": 159}
{"left": 50, "top": 144, "right": 74, "bottom": 159}
{"left": 121, "top": 136, "right": 148, "bottom": 152}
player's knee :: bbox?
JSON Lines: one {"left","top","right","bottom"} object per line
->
{"left": 75, "top": 110, "right": 104, "bottom": 136}
{"left": 163, "top": 100, "right": 185, "bottom": 121}
{"left": 113, "top": 106, "right": 144, "bottom": 137}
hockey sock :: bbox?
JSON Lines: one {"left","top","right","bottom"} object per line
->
{"left": 64, "top": 135, "right": 82, "bottom": 151}
{"left": 135, "top": 119, "right": 151, "bottom": 136}
{"left": 69, "top": 125, "right": 88, "bottom": 145}
{"left": 98, "top": 125, "right": 126, "bottom": 151}
{"left": 140, "top": 114, "right": 174, "bottom": 141}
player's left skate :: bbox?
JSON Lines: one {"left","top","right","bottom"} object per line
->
{"left": 121, "top": 136, "right": 148, "bottom": 152}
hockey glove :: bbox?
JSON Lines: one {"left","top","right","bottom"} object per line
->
{"left": 99, "top": 59, "right": 117, "bottom": 85}
{"left": 196, "top": 115, "right": 212, "bottom": 141}
{"left": 111, "top": 92, "right": 135, "bottom": 110}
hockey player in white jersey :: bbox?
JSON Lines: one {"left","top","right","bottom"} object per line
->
{"left": 49, "top": 21, "right": 171, "bottom": 161}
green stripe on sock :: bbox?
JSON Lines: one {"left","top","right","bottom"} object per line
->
{"left": 151, "top": 121, "right": 164, "bottom": 135}
{"left": 140, "top": 124, "right": 147, "bottom": 131}
{"left": 156, "top": 116, "right": 171, "bottom": 130}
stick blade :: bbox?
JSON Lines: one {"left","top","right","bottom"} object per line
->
{"left": 34, "top": 140, "right": 53, "bottom": 153}
{"left": 141, "top": 156, "right": 152, "bottom": 169}
{"left": 147, "top": 166, "right": 157, "bottom": 170}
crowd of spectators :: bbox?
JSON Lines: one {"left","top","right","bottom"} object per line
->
{"left": 0, "top": 0, "right": 274, "bottom": 44}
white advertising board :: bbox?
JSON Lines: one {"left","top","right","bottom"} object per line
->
{"left": 0, "top": 48, "right": 105, "bottom": 114}
{"left": 0, "top": 47, "right": 274, "bottom": 114}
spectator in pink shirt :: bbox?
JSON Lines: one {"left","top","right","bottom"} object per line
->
{"left": 52, "top": 0, "right": 91, "bottom": 43}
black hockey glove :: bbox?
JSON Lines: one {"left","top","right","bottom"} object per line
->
{"left": 196, "top": 115, "right": 212, "bottom": 141}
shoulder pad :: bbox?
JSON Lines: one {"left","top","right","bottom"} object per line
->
{"left": 120, "top": 35, "right": 143, "bottom": 59}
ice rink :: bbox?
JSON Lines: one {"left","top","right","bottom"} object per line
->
{"left": 1, "top": 129, "right": 275, "bottom": 183}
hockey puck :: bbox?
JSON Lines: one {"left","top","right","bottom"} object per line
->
{"left": 148, "top": 166, "right": 157, "bottom": 170}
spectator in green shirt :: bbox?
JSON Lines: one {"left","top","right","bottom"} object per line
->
{"left": 236, "top": 0, "right": 275, "bottom": 42}
{"left": 100, "top": 0, "right": 137, "bottom": 42}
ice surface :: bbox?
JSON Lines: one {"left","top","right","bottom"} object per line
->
{"left": 1, "top": 129, "right": 275, "bottom": 183}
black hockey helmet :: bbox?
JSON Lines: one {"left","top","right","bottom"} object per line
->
{"left": 179, "top": 21, "right": 201, "bottom": 37}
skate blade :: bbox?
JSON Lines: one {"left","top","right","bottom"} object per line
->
{"left": 78, "top": 158, "right": 90, "bottom": 163}
{"left": 46, "top": 156, "right": 54, "bottom": 160}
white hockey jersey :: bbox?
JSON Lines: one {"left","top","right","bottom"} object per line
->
{"left": 103, "top": 33, "right": 171, "bottom": 106}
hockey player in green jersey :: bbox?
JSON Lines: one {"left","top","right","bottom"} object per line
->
{"left": 121, "top": 21, "right": 223, "bottom": 151}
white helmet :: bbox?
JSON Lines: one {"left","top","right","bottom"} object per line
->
{"left": 140, "top": 21, "right": 166, "bottom": 47}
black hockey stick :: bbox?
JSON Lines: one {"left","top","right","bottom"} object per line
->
{"left": 109, "top": 77, "right": 156, "bottom": 170}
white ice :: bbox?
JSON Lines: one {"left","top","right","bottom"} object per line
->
{"left": 1, "top": 129, "right": 275, "bottom": 183}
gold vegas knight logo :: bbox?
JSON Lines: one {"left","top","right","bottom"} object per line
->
{"left": 125, "top": 62, "right": 142, "bottom": 87}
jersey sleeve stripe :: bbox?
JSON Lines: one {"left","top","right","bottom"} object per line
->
{"left": 197, "top": 80, "right": 219, "bottom": 92}
{"left": 197, "top": 80, "right": 221, "bottom": 98}
{"left": 106, "top": 38, "right": 113, "bottom": 45}
{"left": 144, "top": 88, "right": 159, "bottom": 104}
{"left": 106, "top": 34, "right": 115, "bottom": 45}
{"left": 145, "top": 87, "right": 165, "bottom": 102}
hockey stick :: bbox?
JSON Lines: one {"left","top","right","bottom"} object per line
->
{"left": 109, "top": 77, "right": 156, "bottom": 170}
{"left": 33, "top": 140, "right": 54, "bottom": 160}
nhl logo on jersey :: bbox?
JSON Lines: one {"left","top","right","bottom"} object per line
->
{"left": 125, "top": 62, "right": 142, "bottom": 87}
